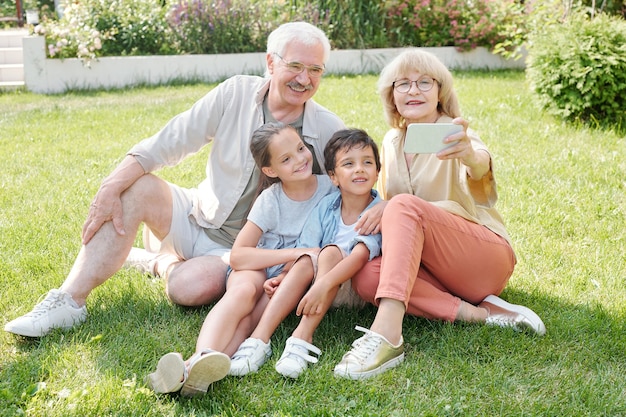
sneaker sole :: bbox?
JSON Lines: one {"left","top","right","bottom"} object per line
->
{"left": 334, "top": 352, "right": 405, "bottom": 380}
{"left": 180, "top": 352, "right": 231, "bottom": 397}
{"left": 484, "top": 295, "right": 546, "bottom": 336}
{"left": 146, "top": 352, "right": 185, "bottom": 394}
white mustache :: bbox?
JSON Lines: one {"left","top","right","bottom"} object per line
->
{"left": 287, "top": 81, "right": 313, "bottom": 91}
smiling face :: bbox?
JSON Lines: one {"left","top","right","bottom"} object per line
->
{"left": 329, "top": 144, "right": 379, "bottom": 197}
{"left": 393, "top": 71, "right": 441, "bottom": 124}
{"left": 267, "top": 40, "right": 325, "bottom": 109}
{"left": 261, "top": 128, "right": 313, "bottom": 184}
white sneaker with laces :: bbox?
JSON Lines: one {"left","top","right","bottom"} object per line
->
{"left": 275, "top": 336, "right": 321, "bottom": 379}
{"left": 479, "top": 294, "right": 546, "bottom": 336}
{"left": 4, "top": 289, "right": 87, "bottom": 337}
{"left": 228, "top": 337, "right": 271, "bottom": 376}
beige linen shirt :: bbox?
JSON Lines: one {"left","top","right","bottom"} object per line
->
{"left": 127, "top": 75, "right": 345, "bottom": 234}
{"left": 378, "top": 115, "right": 512, "bottom": 246}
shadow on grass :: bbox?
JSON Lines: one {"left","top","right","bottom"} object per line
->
{"left": 3, "top": 279, "right": 626, "bottom": 415}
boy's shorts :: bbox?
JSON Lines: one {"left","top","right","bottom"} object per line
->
{"left": 142, "top": 183, "right": 230, "bottom": 260}
{"left": 300, "top": 245, "right": 367, "bottom": 309}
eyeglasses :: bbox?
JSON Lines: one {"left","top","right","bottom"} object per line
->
{"left": 274, "top": 53, "right": 325, "bottom": 78}
{"left": 392, "top": 76, "right": 437, "bottom": 93}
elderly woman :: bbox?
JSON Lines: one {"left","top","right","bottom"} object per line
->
{"left": 334, "top": 49, "right": 546, "bottom": 380}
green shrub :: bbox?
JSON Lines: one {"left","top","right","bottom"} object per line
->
{"left": 166, "top": 0, "right": 273, "bottom": 54}
{"left": 281, "top": 0, "right": 389, "bottom": 49}
{"left": 32, "top": 0, "right": 530, "bottom": 62}
{"left": 526, "top": 11, "right": 626, "bottom": 125}
{"left": 384, "top": 0, "right": 527, "bottom": 52}
{"left": 36, "top": 0, "right": 174, "bottom": 63}
{"left": 90, "top": 0, "right": 174, "bottom": 56}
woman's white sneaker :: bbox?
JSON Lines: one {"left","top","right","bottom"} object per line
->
{"left": 479, "top": 295, "right": 546, "bottom": 336}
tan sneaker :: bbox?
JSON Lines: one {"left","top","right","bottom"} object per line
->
{"left": 479, "top": 295, "right": 546, "bottom": 336}
{"left": 334, "top": 326, "right": 404, "bottom": 380}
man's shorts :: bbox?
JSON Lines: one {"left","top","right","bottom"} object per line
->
{"left": 143, "top": 183, "right": 230, "bottom": 260}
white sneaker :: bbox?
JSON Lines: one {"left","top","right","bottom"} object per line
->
{"left": 228, "top": 338, "right": 271, "bottom": 376}
{"left": 123, "top": 247, "right": 158, "bottom": 275}
{"left": 145, "top": 352, "right": 185, "bottom": 394}
{"left": 479, "top": 295, "right": 546, "bottom": 336}
{"left": 4, "top": 289, "right": 87, "bottom": 337}
{"left": 180, "top": 349, "right": 231, "bottom": 397}
{"left": 275, "top": 336, "right": 321, "bottom": 379}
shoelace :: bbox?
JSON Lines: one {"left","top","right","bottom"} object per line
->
{"left": 487, "top": 314, "right": 522, "bottom": 329}
{"left": 28, "top": 292, "right": 64, "bottom": 318}
{"left": 347, "top": 328, "right": 382, "bottom": 364}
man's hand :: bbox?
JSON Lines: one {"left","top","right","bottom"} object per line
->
{"left": 81, "top": 188, "right": 126, "bottom": 244}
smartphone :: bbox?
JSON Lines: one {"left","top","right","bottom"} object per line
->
{"left": 404, "top": 123, "right": 463, "bottom": 154}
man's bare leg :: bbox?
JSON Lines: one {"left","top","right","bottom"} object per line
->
{"left": 4, "top": 174, "right": 174, "bottom": 337}
{"left": 60, "top": 174, "right": 173, "bottom": 306}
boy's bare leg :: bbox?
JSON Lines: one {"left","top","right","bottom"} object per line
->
{"left": 249, "top": 257, "right": 315, "bottom": 343}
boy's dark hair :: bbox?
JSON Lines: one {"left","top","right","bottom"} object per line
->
{"left": 323, "top": 128, "right": 381, "bottom": 174}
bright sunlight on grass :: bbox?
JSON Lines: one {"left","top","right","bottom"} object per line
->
{"left": 1, "top": 71, "right": 625, "bottom": 416}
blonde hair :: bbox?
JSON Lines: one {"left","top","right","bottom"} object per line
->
{"left": 377, "top": 48, "right": 461, "bottom": 129}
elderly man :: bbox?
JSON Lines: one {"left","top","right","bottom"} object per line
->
{"left": 5, "top": 21, "right": 345, "bottom": 338}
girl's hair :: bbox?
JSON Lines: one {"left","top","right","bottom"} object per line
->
{"left": 266, "top": 22, "right": 331, "bottom": 64}
{"left": 377, "top": 48, "right": 461, "bottom": 129}
{"left": 323, "top": 128, "right": 381, "bottom": 174}
{"left": 250, "top": 121, "right": 298, "bottom": 193}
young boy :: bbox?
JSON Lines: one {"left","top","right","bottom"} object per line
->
{"left": 228, "top": 128, "right": 383, "bottom": 378}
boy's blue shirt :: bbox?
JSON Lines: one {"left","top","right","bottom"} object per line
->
{"left": 295, "top": 189, "right": 382, "bottom": 260}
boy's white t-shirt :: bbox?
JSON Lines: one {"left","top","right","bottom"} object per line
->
{"left": 248, "top": 175, "right": 335, "bottom": 252}
{"left": 333, "top": 212, "right": 355, "bottom": 253}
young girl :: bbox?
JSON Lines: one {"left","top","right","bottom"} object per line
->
{"left": 145, "top": 122, "right": 335, "bottom": 396}
{"left": 228, "top": 129, "right": 382, "bottom": 379}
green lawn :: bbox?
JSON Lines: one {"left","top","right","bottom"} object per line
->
{"left": 1, "top": 71, "right": 625, "bottom": 416}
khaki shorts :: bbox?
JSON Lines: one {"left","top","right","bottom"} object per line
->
{"left": 299, "top": 245, "right": 366, "bottom": 309}
{"left": 142, "top": 183, "right": 230, "bottom": 260}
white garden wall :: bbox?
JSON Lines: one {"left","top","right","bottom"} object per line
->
{"left": 22, "top": 36, "right": 525, "bottom": 94}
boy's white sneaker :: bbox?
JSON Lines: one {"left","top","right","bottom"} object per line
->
{"left": 275, "top": 336, "right": 321, "bottom": 379}
{"left": 4, "top": 289, "right": 87, "bottom": 337}
{"left": 228, "top": 337, "right": 271, "bottom": 376}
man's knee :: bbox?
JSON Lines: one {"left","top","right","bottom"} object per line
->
{"left": 165, "top": 258, "right": 227, "bottom": 306}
